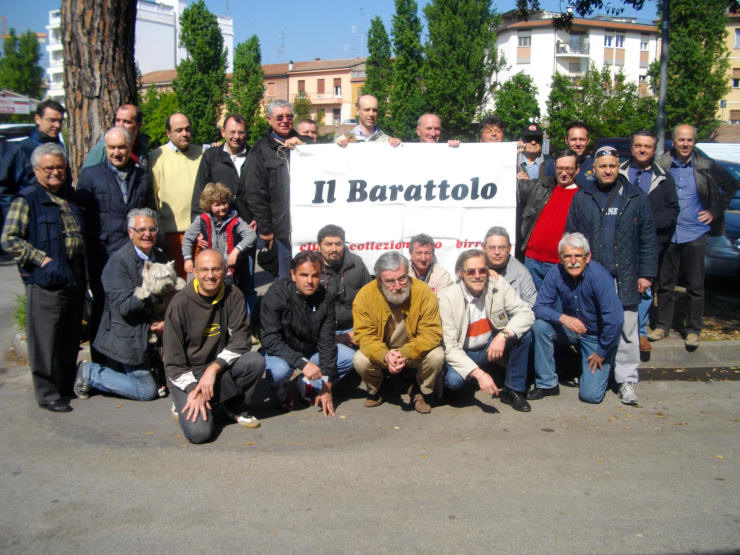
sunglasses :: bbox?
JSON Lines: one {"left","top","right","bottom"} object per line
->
{"left": 463, "top": 267, "right": 488, "bottom": 277}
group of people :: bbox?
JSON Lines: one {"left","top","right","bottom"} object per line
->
{"left": 0, "top": 94, "right": 736, "bottom": 445}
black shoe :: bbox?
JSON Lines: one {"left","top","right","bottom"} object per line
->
{"left": 39, "top": 400, "right": 73, "bottom": 413}
{"left": 526, "top": 385, "right": 560, "bottom": 400}
{"left": 499, "top": 388, "right": 531, "bottom": 412}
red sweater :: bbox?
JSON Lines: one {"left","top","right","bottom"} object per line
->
{"left": 525, "top": 185, "right": 578, "bottom": 263}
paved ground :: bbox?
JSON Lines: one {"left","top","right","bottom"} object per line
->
{"left": 0, "top": 259, "right": 739, "bottom": 553}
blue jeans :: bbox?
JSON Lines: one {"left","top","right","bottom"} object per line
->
{"left": 532, "top": 319, "right": 615, "bottom": 403}
{"left": 524, "top": 256, "right": 558, "bottom": 293}
{"left": 637, "top": 288, "right": 652, "bottom": 336}
{"left": 276, "top": 237, "right": 292, "bottom": 279}
{"left": 80, "top": 360, "right": 158, "bottom": 401}
{"left": 265, "top": 344, "right": 356, "bottom": 402}
{"left": 443, "top": 330, "right": 532, "bottom": 394}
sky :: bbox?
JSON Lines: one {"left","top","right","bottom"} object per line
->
{"left": 2, "top": 0, "right": 659, "bottom": 67}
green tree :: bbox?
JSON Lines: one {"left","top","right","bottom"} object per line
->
{"left": 0, "top": 29, "right": 44, "bottom": 99}
{"left": 388, "top": 0, "right": 425, "bottom": 140}
{"left": 362, "top": 16, "right": 393, "bottom": 128}
{"left": 648, "top": 0, "right": 729, "bottom": 138}
{"left": 422, "top": 0, "right": 501, "bottom": 138}
{"left": 492, "top": 72, "right": 540, "bottom": 138}
{"left": 139, "top": 85, "right": 179, "bottom": 149}
{"left": 226, "top": 35, "right": 264, "bottom": 142}
{"left": 293, "top": 94, "right": 312, "bottom": 122}
{"left": 172, "top": 0, "right": 226, "bottom": 144}
{"left": 545, "top": 73, "right": 579, "bottom": 152}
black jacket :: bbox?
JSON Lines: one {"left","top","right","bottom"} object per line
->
{"left": 259, "top": 277, "right": 337, "bottom": 377}
{"left": 319, "top": 251, "right": 372, "bottom": 330}
{"left": 0, "top": 137, "right": 33, "bottom": 218}
{"left": 191, "top": 145, "right": 253, "bottom": 223}
{"left": 516, "top": 175, "right": 558, "bottom": 257}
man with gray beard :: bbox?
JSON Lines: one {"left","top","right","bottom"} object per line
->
{"left": 352, "top": 252, "right": 444, "bottom": 413}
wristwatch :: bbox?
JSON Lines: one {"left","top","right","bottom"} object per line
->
{"left": 501, "top": 329, "right": 512, "bottom": 340}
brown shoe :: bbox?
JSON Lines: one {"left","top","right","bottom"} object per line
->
{"left": 685, "top": 333, "right": 700, "bottom": 349}
{"left": 363, "top": 391, "right": 384, "bottom": 408}
{"left": 647, "top": 328, "right": 667, "bottom": 342}
{"left": 639, "top": 335, "right": 652, "bottom": 352}
{"left": 413, "top": 393, "right": 432, "bottom": 414}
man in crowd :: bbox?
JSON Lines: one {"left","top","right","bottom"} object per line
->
{"left": 547, "top": 121, "right": 594, "bottom": 187}
{"left": 164, "top": 249, "right": 264, "bottom": 443}
{"left": 74, "top": 208, "right": 167, "bottom": 401}
{"left": 260, "top": 251, "right": 355, "bottom": 415}
{"left": 408, "top": 233, "right": 452, "bottom": 296}
{"left": 482, "top": 226, "right": 537, "bottom": 307}
{"left": 82, "top": 104, "right": 150, "bottom": 171}
{"left": 651, "top": 124, "right": 738, "bottom": 349}
{"left": 77, "top": 126, "right": 155, "bottom": 361}
{"left": 19, "top": 100, "right": 66, "bottom": 160}
{"left": 335, "top": 94, "right": 401, "bottom": 147}
{"left": 530, "top": 233, "right": 623, "bottom": 403}
{"left": 415, "top": 113, "right": 460, "bottom": 147}
{"left": 439, "top": 249, "right": 534, "bottom": 412}
{"left": 316, "top": 224, "right": 372, "bottom": 347}
{"left": 566, "top": 146, "right": 657, "bottom": 405}
{"left": 353, "top": 252, "right": 444, "bottom": 414}
{"left": 0, "top": 135, "right": 33, "bottom": 223}
{"left": 296, "top": 119, "right": 319, "bottom": 143}
{"left": 517, "top": 149, "right": 579, "bottom": 290}
{"left": 517, "top": 123, "right": 552, "bottom": 181}
{"left": 479, "top": 116, "right": 505, "bottom": 143}
{"left": 150, "top": 113, "right": 203, "bottom": 277}
{"left": 1, "top": 144, "right": 84, "bottom": 412}
{"left": 620, "top": 129, "right": 679, "bottom": 352}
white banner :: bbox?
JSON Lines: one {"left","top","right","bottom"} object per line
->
{"left": 290, "top": 142, "right": 517, "bottom": 275}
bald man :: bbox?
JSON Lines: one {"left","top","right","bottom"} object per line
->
{"left": 416, "top": 113, "right": 460, "bottom": 147}
{"left": 335, "top": 95, "right": 401, "bottom": 147}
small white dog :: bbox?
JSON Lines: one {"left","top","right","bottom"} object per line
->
{"left": 134, "top": 260, "right": 186, "bottom": 301}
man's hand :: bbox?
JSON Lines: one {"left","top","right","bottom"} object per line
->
{"left": 470, "top": 367, "right": 499, "bottom": 396}
{"left": 181, "top": 390, "right": 210, "bottom": 423}
{"left": 150, "top": 321, "right": 164, "bottom": 334}
{"left": 314, "top": 381, "right": 335, "bottom": 417}
{"left": 698, "top": 210, "right": 714, "bottom": 224}
{"left": 487, "top": 332, "right": 508, "bottom": 362}
{"left": 586, "top": 352, "right": 605, "bottom": 373}
{"left": 335, "top": 136, "right": 349, "bottom": 148}
{"left": 284, "top": 137, "right": 304, "bottom": 149}
{"left": 302, "top": 361, "right": 322, "bottom": 381}
{"left": 389, "top": 137, "right": 402, "bottom": 148}
{"left": 637, "top": 277, "right": 651, "bottom": 294}
{"left": 559, "top": 314, "right": 587, "bottom": 335}
{"left": 259, "top": 232, "right": 274, "bottom": 247}
{"left": 447, "top": 139, "right": 461, "bottom": 148}
{"left": 191, "top": 362, "right": 220, "bottom": 402}
{"left": 517, "top": 170, "right": 530, "bottom": 180}
{"left": 247, "top": 219, "right": 257, "bottom": 231}
{"left": 226, "top": 248, "right": 240, "bottom": 268}
{"left": 196, "top": 233, "right": 208, "bottom": 250}
{"left": 384, "top": 349, "right": 406, "bottom": 374}
{"left": 346, "top": 330, "right": 356, "bottom": 345}
{"left": 41, "top": 256, "right": 52, "bottom": 267}
{"left": 183, "top": 259, "right": 194, "bottom": 274}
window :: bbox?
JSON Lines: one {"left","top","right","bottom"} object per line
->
{"left": 333, "top": 78, "right": 341, "bottom": 96}
{"left": 332, "top": 108, "right": 341, "bottom": 123}
{"left": 266, "top": 82, "right": 275, "bottom": 96}
{"left": 615, "top": 34, "right": 624, "bottom": 48}
{"left": 317, "top": 78, "right": 325, "bottom": 94}
{"left": 604, "top": 34, "right": 613, "bottom": 47}
{"left": 735, "top": 29, "right": 740, "bottom": 49}
{"left": 518, "top": 33, "right": 531, "bottom": 47}
{"left": 733, "top": 78, "right": 740, "bottom": 88}
{"left": 640, "top": 34, "right": 649, "bottom": 51}
{"left": 298, "top": 80, "right": 305, "bottom": 93}
{"left": 568, "top": 61, "right": 582, "bottom": 73}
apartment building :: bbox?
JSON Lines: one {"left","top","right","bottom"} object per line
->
{"left": 719, "top": 11, "right": 740, "bottom": 124}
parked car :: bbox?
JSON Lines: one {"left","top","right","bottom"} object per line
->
{"left": 705, "top": 159, "right": 740, "bottom": 278}
{"left": 593, "top": 137, "right": 673, "bottom": 163}
{"left": 0, "top": 123, "right": 35, "bottom": 142}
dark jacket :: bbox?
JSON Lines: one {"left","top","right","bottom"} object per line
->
{"left": 93, "top": 242, "right": 168, "bottom": 366}
{"left": 259, "top": 277, "right": 337, "bottom": 377}
{"left": 19, "top": 129, "right": 72, "bottom": 188}
{"left": 656, "top": 148, "right": 739, "bottom": 237}
{"left": 191, "top": 145, "right": 253, "bottom": 223}
{"left": 619, "top": 160, "right": 679, "bottom": 248}
{"left": 566, "top": 174, "right": 657, "bottom": 307}
{"left": 319, "top": 251, "right": 372, "bottom": 330}
{"left": 0, "top": 137, "right": 33, "bottom": 218}
{"left": 516, "top": 174, "right": 557, "bottom": 257}
{"left": 82, "top": 134, "right": 151, "bottom": 173}
{"left": 244, "top": 130, "right": 300, "bottom": 239}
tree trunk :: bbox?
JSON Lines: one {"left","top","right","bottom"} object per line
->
{"left": 61, "top": 0, "right": 137, "bottom": 181}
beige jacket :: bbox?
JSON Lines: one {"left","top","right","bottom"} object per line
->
{"left": 409, "top": 262, "right": 453, "bottom": 296}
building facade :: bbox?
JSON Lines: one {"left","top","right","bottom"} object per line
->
{"left": 719, "top": 11, "right": 740, "bottom": 124}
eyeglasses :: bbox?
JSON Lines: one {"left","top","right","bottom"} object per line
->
{"left": 130, "top": 227, "right": 157, "bottom": 234}
{"left": 381, "top": 275, "right": 408, "bottom": 287}
{"left": 37, "top": 165, "right": 66, "bottom": 174}
{"left": 273, "top": 114, "right": 294, "bottom": 121}
{"left": 484, "top": 245, "right": 509, "bottom": 252}
{"left": 463, "top": 267, "right": 488, "bottom": 277}
{"left": 196, "top": 266, "right": 225, "bottom": 274}
{"left": 42, "top": 116, "right": 63, "bottom": 124}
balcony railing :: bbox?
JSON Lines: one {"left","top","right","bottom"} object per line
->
{"left": 555, "top": 41, "right": 590, "bottom": 56}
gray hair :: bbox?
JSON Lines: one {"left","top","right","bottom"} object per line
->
{"left": 672, "top": 124, "right": 697, "bottom": 141}
{"left": 30, "top": 143, "right": 67, "bottom": 169}
{"left": 267, "top": 100, "right": 293, "bottom": 117}
{"left": 104, "top": 126, "right": 132, "bottom": 145}
{"left": 483, "top": 226, "right": 511, "bottom": 246}
{"left": 127, "top": 207, "right": 158, "bottom": 229}
{"left": 374, "top": 251, "right": 409, "bottom": 276}
{"left": 409, "top": 233, "right": 435, "bottom": 253}
{"left": 558, "top": 232, "right": 590, "bottom": 257}
{"left": 416, "top": 113, "right": 440, "bottom": 128}
{"left": 455, "top": 249, "right": 486, "bottom": 274}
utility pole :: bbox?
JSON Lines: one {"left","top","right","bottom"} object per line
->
{"left": 656, "top": 0, "right": 669, "bottom": 156}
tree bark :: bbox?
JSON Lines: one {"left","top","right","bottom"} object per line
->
{"left": 61, "top": 0, "right": 137, "bottom": 180}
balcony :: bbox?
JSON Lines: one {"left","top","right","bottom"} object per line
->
{"left": 555, "top": 40, "right": 590, "bottom": 57}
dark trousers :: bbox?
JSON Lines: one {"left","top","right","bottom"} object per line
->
{"left": 26, "top": 283, "right": 84, "bottom": 404}
{"left": 656, "top": 235, "right": 707, "bottom": 334}
{"left": 171, "top": 351, "right": 264, "bottom": 444}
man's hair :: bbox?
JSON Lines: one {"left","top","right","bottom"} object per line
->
{"left": 267, "top": 100, "right": 293, "bottom": 116}
{"left": 480, "top": 115, "right": 505, "bottom": 131}
{"left": 291, "top": 250, "right": 323, "bottom": 271}
{"left": 30, "top": 143, "right": 67, "bottom": 169}
{"left": 118, "top": 104, "right": 143, "bottom": 124}
{"left": 409, "top": 233, "right": 435, "bottom": 253}
{"left": 631, "top": 129, "right": 656, "bottom": 146}
{"left": 555, "top": 148, "right": 579, "bottom": 162}
{"left": 165, "top": 113, "right": 190, "bottom": 132}
{"left": 199, "top": 182, "right": 232, "bottom": 213}
{"left": 454, "top": 249, "right": 486, "bottom": 274}
{"left": 671, "top": 124, "right": 697, "bottom": 141}
{"left": 374, "top": 251, "right": 408, "bottom": 276}
{"left": 36, "top": 99, "right": 65, "bottom": 118}
{"left": 104, "top": 126, "right": 132, "bottom": 145}
{"left": 416, "top": 113, "right": 439, "bottom": 127}
{"left": 317, "top": 224, "right": 345, "bottom": 244}
{"left": 297, "top": 118, "right": 317, "bottom": 128}
{"left": 127, "top": 207, "right": 158, "bottom": 229}
{"left": 558, "top": 232, "right": 590, "bottom": 257}
{"left": 565, "top": 121, "right": 589, "bottom": 137}
{"left": 223, "top": 113, "right": 247, "bottom": 128}
{"left": 355, "top": 94, "right": 377, "bottom": 108}
{"left": 483, "top": 226, "right": 511, "bottom": 246}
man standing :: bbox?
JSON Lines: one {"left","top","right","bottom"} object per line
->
{"left": 439, "top": 249, "right": 534, "bottom": 412}
{"left": 335, "top": 95, "right": 401, "bottom": 147}
{"left": 546, "top": 121, "right": 594, "bottom": 187}
{"left": 0, "top": 135, "right": 33, "bottom": 222}
{"left": 164, "top": 249, "right": 264, "bottom": 443}
{"left": 150, "top": 113, "right": 203, "bottom": 277}
{"left": 482, "top": 226, "right": 537, "bottom": 307}
{"left": 517, "top": 150, "right": 579, "bottom": 290}
{"left": 530, "top": 233, "right": 623, "bottom": 403}
{"left": 316, "top": 224, "right": 372, "bottom": 346}
{"left": 353, "top": 252, "right": 444, "bottom": 414}
{"left": 18, "top": 100, "right": 66, "bottom": 160}
{"left": 479, "top": 116, "right": 505, "bottom": 143}
{"left": 407, "top": 233, "right": 453, "bottom": 296}
{"left": 260, "top": 251, "right": 355, "bottom": 415}
{"left": 74, "top": 208, "right": 168, "bottom": 401}
{"left": 1, "top": 144, "right": 85, "bottom": 412}
{"left": 566, "top": 146, "right": 657, "bottom": 405}
{"left": 620, "top": 130, "right": 679, "bottom": 352}
{"left": 415, "top": 113, "right": 461, "bottom": 147}
{"left": 517, "top": 124, "right": 552, "bottom": 181}
{"left": 82, "top": 104, "right": 150, "bottom": 171}
{"left": 296, "top": 119, "right": 319, "bottom": 143}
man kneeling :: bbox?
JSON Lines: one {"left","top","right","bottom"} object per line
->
{"left": 164, "top": 249, "right": 264, "bottom": 443}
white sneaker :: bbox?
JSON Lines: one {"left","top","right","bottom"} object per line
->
{"left": 224, "top": 407, "right": 260, "bottom": 429}
{"left": 618, "top": 383, "right": 638, "bottom": 405}
{"left": 170, "top": 402, "right": 179, "bottom": 422}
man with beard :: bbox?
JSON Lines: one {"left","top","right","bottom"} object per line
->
{"left": 482, "top": 226, "right": 537, "bottom": 307}
{"left": 352, "top": 252, "right": 444, "bottom": 413}
{"left": 530, "top": 233, "right": 623, "bottom": 404}
{"left": 439, "top": 249, "right": 534, "bottom": 412}
{"left": 407, "top": 233, "right": 453, "bottom": 296}
{"left": 316, "top": 224, "right": 371, "bottom": 347}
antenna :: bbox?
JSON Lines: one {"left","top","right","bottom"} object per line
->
{"left": 359, "top": 7, "right": 365, "bottom": 57}
{"left": 278, "top": 29, "right": 286, "bottom": 59}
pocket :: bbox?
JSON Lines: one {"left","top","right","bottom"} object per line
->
{"left": 37, "top": 258, "right": 68, "bottom": 288}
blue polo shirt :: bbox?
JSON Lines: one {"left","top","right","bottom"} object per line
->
{"left": 670, "top": 156, "right": 709, "bottom": 244}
